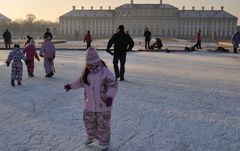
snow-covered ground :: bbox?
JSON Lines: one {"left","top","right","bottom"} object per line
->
{"left": 0, "top": 50, "right": 240, "bottom": 151}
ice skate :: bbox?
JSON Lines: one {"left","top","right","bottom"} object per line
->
{"left": 11, "top": 80, "right": 15, "bottom": 87}
{"left": 85, "top": 138, "right": 95, "bottom": 145}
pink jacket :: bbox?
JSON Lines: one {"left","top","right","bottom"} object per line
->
{"left": 40, "top": 40, "right": 55, "bottom": 58}
{"left": 70, "top": 66, "right": 118, "bottom": 112}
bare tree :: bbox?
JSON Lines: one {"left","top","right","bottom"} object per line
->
{"left": 26, "top": 14, "right": 36, "bottom": 23}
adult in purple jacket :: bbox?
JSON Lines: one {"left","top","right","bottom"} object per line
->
{"left": 39, "top": 36, "right": 56, "bottom": 77}
{"left": 64, "top": 47, "right": 118, "bottom": 150}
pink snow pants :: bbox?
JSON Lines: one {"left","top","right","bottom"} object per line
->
{"left": 83, "top": 110, "right": 111, "bottom": 145}
{"left": 44, "top": 58, "right": 54, "bottom": 75}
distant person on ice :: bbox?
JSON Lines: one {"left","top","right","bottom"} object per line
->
{"left": 39, "top": 35, "right": 56, "bottom": 78}
{"left": 144, "top": 27, "right": 151, "bottom": 49}
{"left": 5, "top": 44, "right": 26, "bottom": 86}
{"left": 3, "top": 28, "right": 12, "bottom": 49}
{"left": 43, "top": 28, "right": 53, "bottom": 40}
{"left": 23, "top": 38, "right": 40, "bottom": 77}
{"left": 231, "top": 30, "right": 240, "bottom": 53}
{"left": 149, "top": 38, "right": 163, "bottom": 51}
{"left": 193, "top": 30, "right": 202, "bottom": 49}
{"left": 106, "top": 25, "right": 134, "bottom": 81}
{"left": 64, "top": 47, "right": 118, "bottom": 150}
{"left": 84, "top": 30, "right": 92, "bottom": 49}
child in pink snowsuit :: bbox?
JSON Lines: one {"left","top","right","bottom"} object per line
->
{"left": 64, "top": 47, "right": 118, "bottom": 150}
{"left": 23, "top": 39, "right": 40, "bottom": 77}
{"left": 39, "top": 37, "right": 56, "bottom": 78}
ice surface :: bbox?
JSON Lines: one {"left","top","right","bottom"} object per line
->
{"left": 0, "top": 48, "right": 240, "bottom": 151}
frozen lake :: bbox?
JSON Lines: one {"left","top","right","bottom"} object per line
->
{"left": 0, "top": 50, "right": 240, "bottom": 151}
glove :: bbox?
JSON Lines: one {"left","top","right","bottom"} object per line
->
{"left": 53, "top": 55, "right": 55, "bottom": 60}
{"left": 106, "top": 49, "right": 113, "bottom": 56}
{"left": 6, "top": 61, "right": 10, "bottom": 67}
{"left": 25, "top": 59, "right": 29, "bottom": 65}
{"left": 104, "top": 97, "right": 113, "bottom": 107}
{"left": 64, "top": 84, "right": 71, "bottom": 92}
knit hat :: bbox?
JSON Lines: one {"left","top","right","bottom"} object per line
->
{"left": 86, "top": 47, "right": 101, "bottom": 64}
{"left": 118, "top": 25, "right": 124, "bottom": 31}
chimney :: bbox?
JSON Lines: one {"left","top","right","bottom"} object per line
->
{"left": 82, "top": 6, "right": 84, "bottom": 10}
{"left": 109, "top": 6, "right": 111, "bottom": 10}
{"left": 160, "top": 0, "right": 162, "bottom": 5}
{"left": 72, "top": 6, "right": 76, "bottom": 10}
{"left": 182, "top": 6, "right": 185, "bottom": 10}
{"left": 91, "top": 6, "right": 93, "bottom": 10}
{"left": 192, "top": 6, "right": 195, "bottom": 10}
{"left": 221, "top": 6, "right": 224, "bottom": 11}
{"left": 131, "top": 0, "right": 133, "bottom": 4}
{"left": 211, "top": 6, "right": 214, "bottom": 11}
{"left": 202, "top": 6, "right": 204, "bottom": 11}
{"left": 100, "top": 6, "right": 102, "bottom": 10}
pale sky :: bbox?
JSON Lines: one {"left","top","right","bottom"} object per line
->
{"left": 0, "top": 0, "right": 239, "bottom": 24}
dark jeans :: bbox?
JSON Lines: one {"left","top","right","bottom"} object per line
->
{"left": 193, "top": 40, "right": 201, "bottom": 49}
{"left": 145, "top": 39, "right": 150, "bottom": 49}
{"left": 113, "top": 53, "right": 126, "bottom": 80}
{"left": 233, "top": 48, "right": 238, "bottom": 53}
{"left": 86, "top": 42, "right": 91, "bottom": 49}
{"left": 4, "top": 41, "right": 10, "bottom": 48}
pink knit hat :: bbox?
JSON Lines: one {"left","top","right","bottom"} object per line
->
{"left": 86, "top": 47, "right": 101, "bottom": 64}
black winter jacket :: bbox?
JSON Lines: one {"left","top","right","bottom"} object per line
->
{"left": 106, "top": 31, "right": 134, "bottom": 54}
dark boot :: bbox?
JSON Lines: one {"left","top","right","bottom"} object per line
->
{"left": 11, "top": 80, "right": 15, "bottom": 86}
{"left": 18, "top": 81, "right": 21, "bottom": 86}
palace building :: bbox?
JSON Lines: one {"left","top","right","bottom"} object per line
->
{"left": 0, "top": 13, "right": 11, "bottom": 25}
{"left": 59, "top": 0, "right": 238, "bottom": 39}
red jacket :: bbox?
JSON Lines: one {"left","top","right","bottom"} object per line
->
{"left": 23, "top": 45, "right": 39, "bottom": 62}
{"left": 84, "top": 33, "right": 92, "bottom": 43}
{"left": 196, "top": 32, "right": 201, "bottom": 41}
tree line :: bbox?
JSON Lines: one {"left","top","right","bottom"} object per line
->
{"left": 1, "top": 14, "right": 58, "bottom": 39}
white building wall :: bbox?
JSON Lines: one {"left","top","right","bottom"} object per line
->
{"left": 59, "top": 5, "right": 237, "bottom": 39}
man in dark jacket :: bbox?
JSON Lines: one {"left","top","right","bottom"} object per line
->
{"left": 106, "top": 25, "right": 134, "bottom": 81}
{"left": 3, "top": 28, "right": 11, "bottom": 48}
{"left": 43, "top": 28, "right": 53, "bottom": 40}
{"left": 144, "top": 28, "right": 151, "bottom": 49}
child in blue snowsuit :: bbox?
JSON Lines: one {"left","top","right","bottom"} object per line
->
{"left": 6, "top": 44, "right": 26, "bottom": 86}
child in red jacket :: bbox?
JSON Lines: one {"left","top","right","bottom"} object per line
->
{"left": 23, "top": 39, "right": 40, "bottom": 77}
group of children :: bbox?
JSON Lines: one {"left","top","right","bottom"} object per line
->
{"left": 6, "top": 40, "right": 118, "bottom": 150}
{"left": 5, "top": 34, "right": 56, "bottom": 86}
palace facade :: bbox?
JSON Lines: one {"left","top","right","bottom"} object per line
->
{"left": 0, "top": 13, "right": 11, "bottom": 25}
{"left": 59, "top": 0, "right": 238, "bottom": 39}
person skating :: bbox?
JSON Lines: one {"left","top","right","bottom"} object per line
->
{"left": 43, "top": 28, "right": 53, "bottom": 40}
{"left": 144, "top": 28, "right": 151, "bottom": 49}
{"left": 3, "top": 28, "right": 12, "bottom": 49}
{"left": 193, "top": 30, "right": 202, "bottom": 49}
{"left": 64, "top": 47, "right": 118, "bottom": 150}
{"left": 106, "top": 25, "right": 134, "bottom": 81}
{"left": 84, "top": 30, "right": 92, "bottom": 49}
{"left": 39, "top": 35, "right": 56, "bottom": 78}
{"left": 231, "top": 31, "right": 240, "bottom": 53}
{"left": 23, "top": 39, "right": 40, "bottom": 77}
{"left": 5, "top": 44, "right": 26, "bottom": 86}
